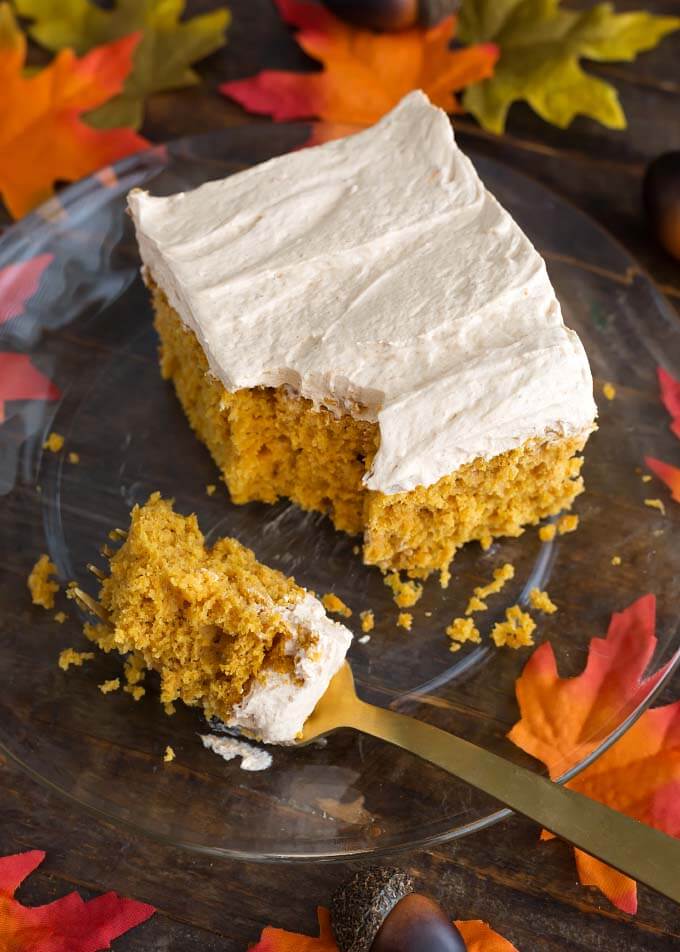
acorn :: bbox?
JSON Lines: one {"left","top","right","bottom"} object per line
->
{"left": 330, "top": 867, "right": 466, "bottom": 952}
{"left": 642, "top": 151, "right": 680, "bottom": 262}
{"left": 321, "top": 0, "right": 460, "bottom": 32}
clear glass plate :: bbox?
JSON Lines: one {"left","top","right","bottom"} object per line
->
{"left": 1, "top": 123, "right": 679, "bottom": 861}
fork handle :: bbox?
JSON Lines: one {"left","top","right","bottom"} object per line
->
{"left": 353, "top": 700, "right": 680, "bottom": 904}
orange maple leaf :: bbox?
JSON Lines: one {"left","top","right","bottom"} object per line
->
{"left": 0, "top": 254, "right": 53, "bottom": 326}
{"left": 455, "top": 919, "right": 519, "bottom": 952}
{"left": 220, "top": 0, "right": 498, "bottom": 124}
{"left": 645, "top": 456, "right": 680, "bottom": 503}
{"left": 509, "top": 594, "right": 680, "bottom": 913}
{"left": 0, "top": 352, "right": 60, "bottom": 422}
{"left": 0, "top": 6, "right": 148, "bottom": 219}
{"left": 0, "top": 849, "right": 155, "bottom": 951}
{"left": 251, "top": 905, "right": 518, "bottom": 951}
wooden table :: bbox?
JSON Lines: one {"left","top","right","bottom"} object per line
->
{"left": 2, "top": 2, "right": 679, "bottom": 949}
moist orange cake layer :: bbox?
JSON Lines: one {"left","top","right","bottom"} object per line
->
{"left": 85, "top": 493, "right": 310, "bottom": 721}
{"left": 153, "top": 285, "right": 586, "bottom": 580}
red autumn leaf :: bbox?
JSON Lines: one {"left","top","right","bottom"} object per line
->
{"left": 0, "top": 6, "right": 148, "bottom": 218}
{"left": 509, "top": 594, "right": 680, "bottom": 913}
{"left": 645, "top": 456, "right": 680, "bottom": 503}
{"left": 0, "top": 352, "right": 60, "bottom": 423}
{"left": 657, "top": 366, "right": 680, "bottom": 439}
{"left": 220, "top": 0, "right": 498, "bottom": 124}
{"left": 252, "top": 906, "right": 518, "bottom": 951}
{"left": 455, "top": 919, "right": 519, "bottom": 952}
{"left": 0, "top": 254, "right": 53, "bottom": 326}
{"left": 0, "top": 849, "right": 155, "bottom": 951}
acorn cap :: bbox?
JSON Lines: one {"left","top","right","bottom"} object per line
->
{"left": 330, "top": 867, "right": 415, "bottom": 952}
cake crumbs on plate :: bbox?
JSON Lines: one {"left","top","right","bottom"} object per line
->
{"left": 53, "top": 610, "right": 67, "bottom": 624}
{"left": 557, "top": 514, "right": 579, "bottom": 534}
{"left": 58, "top": 648, "right": 95, "bottom": 671}
{"left": 124, "top": 652, "right": 146, "bottom": 686}
{"left": 359, "top": 609, "right": 375, "bottom": 633}
{"left": 474, "top": 563, "right": 514, "bottom": 601}
{"left": 491, "top": 606, "right": 536, "bottom": 649}
{"left": 645, "top": 498, "right": 666, "bottom": 515}
{"left": 124, "top": 684, "right": 145, "bottom": 701}
{"left": 352, "top": 545, "right": 360, "bottom": 555}
{"left": 396, "top": 612, "right": 413, "bottom": 630}
{"left": 322, "top": 593, "right": 352, "bottom": 617}
{"left": 164, "top": 701, "right": 176, "bottom": 716}
{"left": 465, "top": 595, "right": 487, "bottom": 616}
{"left": 358, "top": 634, "right": 371, "bottom": 644}
{"left": 67, "top": 451, "right": 80, "bottom": 464}
{"left": 384, "top": 571, "right": 423, "bottom": 608}
{"left": 529, "top": 587, "right": 557, "bottom": 614}
{"left": 43, "top": 432, "right": 64, "bottom": 453}
{"left": 164, "top": 746, "right": 175, "bottom": 763}
{"left": 446, "top": 616, "right": 481, "bottom": 652}
{"left": 98, "top": 678, "right": 120, "bottom": 694}
{"left": 641, "top": 474, "right": 652, "bottom": 483}
{"left": 538, "top": 523, "right": 556, "bottom": 542}
{"left": 205, "top": 483, "right": 217, "bottom": 496}
{"left": 611, "top": 555, "right": 622, "bottom": 566}
{"left": 28, "top": 554, "right": 59, "bottom": 609}
{"left": 602, "top": 382, "right": 616, "bottom": 400}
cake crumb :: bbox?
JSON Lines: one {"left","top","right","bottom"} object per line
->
{"left": 322, "top": 593, "right": 352, "bottom": 617}
{"left": 384, "top": 572, "right": 423, "bottom": 608}
{"left": 43, "top": 432, "right": 64, "bottom": 453}
{"left": 446, "top": 617, "right": 481, "bottom": 651}
{"left": 164, "top": 701, "right": 176, "bottom": 716}
{"left": 491, "top": 606, "right": 536, "bottom": 649}
{"left": 358, "top": 634, "right": 371, "bottom": 645}
{"left": 539, "top": 523, "right": 556, "bottom": 542}
{"left": 397, "top": 612, "right": 413, "bottom": 630}
{"left": 352, "top": 545, "right": 360, "bottom": 555}
{"left": 479, "top": 532, "right": 493, "bottom": 551}
{"left": 465, "top": 595, "right": 487, "bottom": 616}
{"left": 53, "top": 611, "right": 67, "bottom": 624}
{"left": 529, "top": 588, "right": 557, "bottom": 614}
{"left": 359, "top": 610, "right": 375, "bottom": 633}
{"left": 641, "top": 474, "right": 652, "bottom": 483}
{"left": 644, "top": 498, "right": 666, "bottom": 515}
{"left": 124, "top": 652, "right": 145, "bottom": 686}
{"left": 474, "top": 563, "right": 514, "bottom": 601}
{"left": 602, "top": 382, "right": 616, "bottom": 400}
{"left": 28, "top": 554, "right": 59, "bottom": 609}
{"left": 439, "top": 567, "right": 451, "bottom": 588}
{"left": 98, "top": 678, "right": 120, "bottom": 694}
{"left": 557, "top": 514, "right": 579, "bottom": 534}
{"left": 67, "top": 451, "right": 80, "bottom": 464}
{"left": 611, "top": 555, "right": 622, "bottom": 566}
{"left": 164, "top": 746, "right": 175, "bottom": 763}
{"left": 206, "top": 484, "right": 216, "bottom": 496}
{"left": 58, "top": 648, "right": 94, "bottom": 671}
{"left": 124, "top": 684, "right": 145, "bottom": 701}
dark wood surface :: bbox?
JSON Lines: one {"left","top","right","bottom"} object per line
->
{"left": 2, "top": 2, "right": 680, "bottom": 949}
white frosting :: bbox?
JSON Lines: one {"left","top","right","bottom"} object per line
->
{"left": 201, "top": 734, "right": 273, "bottom": 771}
{"left": 226, "top": 593, "right": 352, "bottom": 745}
{"left": 129, "top": 91, "right": 596, "bottom": 494}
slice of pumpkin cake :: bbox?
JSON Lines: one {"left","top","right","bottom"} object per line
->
{"left": 83, "top": 493, "right": 352, "bottom": 744}
{"left": 128, "top": 91, "right": 596, "bottom": 581}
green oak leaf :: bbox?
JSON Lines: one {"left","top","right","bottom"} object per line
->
{"left": 459, "top": 0, "right": 680, "bottom": 133}
{"left": 14, "top": 0, "right": 230, "bottom": 129}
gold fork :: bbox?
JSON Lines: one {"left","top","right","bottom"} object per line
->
{"left": 299, "top": 661, "right": 680, "bottom": 905}
{"left": 69, "top": 578, "right": 680, "bottom": 904}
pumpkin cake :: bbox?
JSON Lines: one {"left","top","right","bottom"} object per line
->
{"left": 83, "top": 493, "right": 352, "bottom": 744}
{"left": 128, "top": 91, "right": 596, "bottom": 581}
